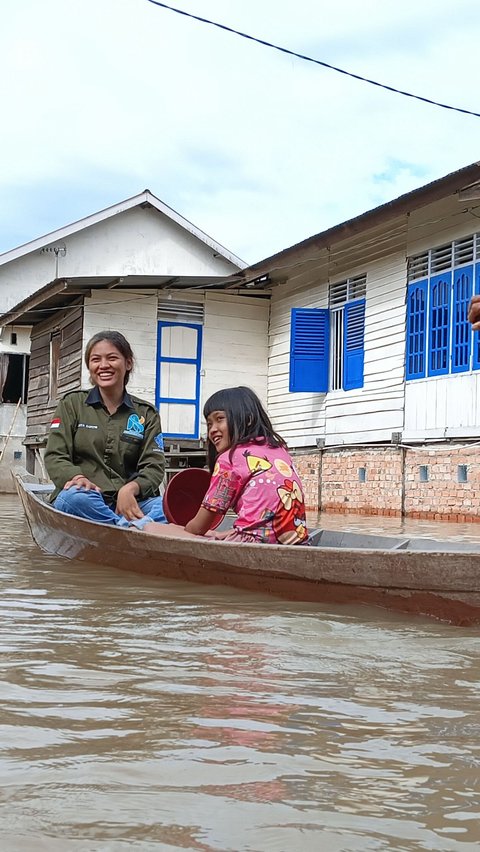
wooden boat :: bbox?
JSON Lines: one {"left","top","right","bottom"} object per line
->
{"left": 14, "top": 471, "right": 480, "bottom": 626}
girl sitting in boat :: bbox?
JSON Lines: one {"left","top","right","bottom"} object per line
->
{"left": 146, "top": 386, "right": 308, "bottom": 545}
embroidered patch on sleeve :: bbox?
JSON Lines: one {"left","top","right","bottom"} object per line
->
{"left": 154, "top": 433, "right": 164, "bottom": 450}
{"left": 50, "top": 418, "right": 61, "bottom": 429}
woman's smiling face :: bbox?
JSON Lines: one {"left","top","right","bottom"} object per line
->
{"left": 88, "top": 340, "right": 132, "bottom": 394}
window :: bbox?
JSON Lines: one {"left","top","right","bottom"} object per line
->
{"left": 49, "top": 332, "right": 62, "bottom": 402}
{"left": 289, "top": 308, "right": 329, "bottom": 392}
{"left": 406, "top": 233, "right": 479, "bottom": 379}
{"left": 1, "top": 353, "right": 29, "bottom": 403}
{"left": 289, "top": 275, "right": 366, "bottom": 393}
{"left": 330, "top": 276, "right": 366, "bottom": 391}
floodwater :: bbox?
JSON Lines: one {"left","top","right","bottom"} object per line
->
{"left": 1, "top": 495, "right": 480, "bottom": 852}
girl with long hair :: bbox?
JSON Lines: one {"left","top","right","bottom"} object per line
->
{"left": 147, "top": 386, "right": 308, "bottom": 545}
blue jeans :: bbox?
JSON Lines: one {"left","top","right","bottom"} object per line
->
{"left": 53, "top": 487, "right": 166, "bottom": 528}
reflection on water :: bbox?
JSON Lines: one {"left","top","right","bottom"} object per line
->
{"left": 1, "top": 495, "right": 480, "bottom": 851}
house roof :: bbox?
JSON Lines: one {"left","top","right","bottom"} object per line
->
{"left": 0, "top": 273, "right": 252, "bottom": 327}
{"left": 0, "top": 189, "right": 246, "bottom": 270}
{"left": 223, "top": 159, "right": 480, "bottom": 286}
{"left": 3, "top": 160, "right": 480, "bottom": 326}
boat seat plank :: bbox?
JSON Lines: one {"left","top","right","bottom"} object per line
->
{"left": 22, "top": 482, "right": 55, "bottom": 494}
{"left": 309, "top": 529, "right": 411, "bottom": 550}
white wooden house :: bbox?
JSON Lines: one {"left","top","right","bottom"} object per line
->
{"left": 223, "top": 160, "right": 480, "bottom": 519}
{"left": 0, "top": 191, "right": 269, "bottom": 487}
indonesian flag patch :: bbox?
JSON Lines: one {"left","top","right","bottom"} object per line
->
{"left": 50, "top": 418, "right": 61, "bottom": 429}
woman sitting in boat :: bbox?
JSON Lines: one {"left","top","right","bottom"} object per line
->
{"left": 146, "top": 386, "right": 308, "bottom": 544}
{"left": 44, "top": 330, "right": 167, "bottom": 529}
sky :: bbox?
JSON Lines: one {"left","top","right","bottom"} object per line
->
{"left": 1, "top": 0, "right": 480, "bottom": 264}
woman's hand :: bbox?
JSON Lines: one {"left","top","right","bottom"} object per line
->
{"left": 64, "top": 474, "right": 101, "bottom": 492}
{"left": 115, "top": 481, "right": 143, "bottom": 521}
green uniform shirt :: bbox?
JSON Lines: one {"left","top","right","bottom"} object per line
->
{"left": 44, "top": 388, "right": 165, "bottom": 504}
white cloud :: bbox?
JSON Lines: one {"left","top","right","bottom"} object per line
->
{"left": 1, "top": 0, "right": 480, "bottom": 260}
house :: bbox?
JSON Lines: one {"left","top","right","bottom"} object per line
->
{"left": 4, "top": 162, "right": 480, "bottom": 521}
{"left": 0, "top": 191, "right": 269, "bottom": 489}
{"left": 221, "top": 159, "right": 480, "bottom": 521}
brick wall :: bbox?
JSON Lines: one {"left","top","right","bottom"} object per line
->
{"left": 404, "top": 445, "right": 480, "bottom": 522}
{"left": 291, "top": 444, "right": 480, "bottom": 521}
{"left": 321, "top": 447, "right": 403, "bottom": 516}
{"left": 291, "top": 452, "right": 320, "bottom": 511}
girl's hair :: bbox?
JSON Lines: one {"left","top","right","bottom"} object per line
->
{"left": 203, "top": 386, "right": 286, "bottom": 471}
{"left": 84, "top": 331, "right": 135, "bottom": 386}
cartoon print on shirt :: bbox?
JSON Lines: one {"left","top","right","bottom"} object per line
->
{"left": 243, "top": 450, "right": 273, "bottom": 475}
{"left": 207, "top": 469, "right": 242, "bottom": 511}
{"left": 274, "top": 458, "right": 292, "bottom": 477}
{"left": 273, "top": 478, "right": 308, "bottom": 544}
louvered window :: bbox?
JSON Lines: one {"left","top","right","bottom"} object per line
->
{"left": 289, "top": 308, "right": 329, "bottom": 393}
{"left": 289, "top": 276, "right": 367, "bottom": 394}
{"left": 431, "top": 243, "right": 452, "bottom": 274}
{"left": 329, "top": 275, "right": 366, "bottom": 391}
{"left": 343, "top": 300, "right": 366, "bottom": 390}
{"left": 329, "top": 275, "right": 366, "bottom": 307}
{"left": 407, "top": 252, "right": 428, "bottom": 282}
{"left": 158, "top": 298, "right": 204, "bottom": 324}
{"left": 406, "top": 232, "right": 480, "bottom": 379}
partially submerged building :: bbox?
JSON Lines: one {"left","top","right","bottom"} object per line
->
{"left": 224, "top": 159, "right": 480, "bottom": 520}
{"left": 3, "top": 162, "right": 480, "bottom": 520}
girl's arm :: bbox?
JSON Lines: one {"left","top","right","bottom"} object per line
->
{"left": 185, "top": 507, "right": 221, "bottom": 536}
{"left": 187, "top": 458, "right": 243, "bottom": 535}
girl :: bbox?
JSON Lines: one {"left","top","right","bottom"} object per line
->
{"left": 148, "top": 386, "right": 308, "bottom": 544}
{"left": 44, "top": 330, "right": 167, "bottom": 528}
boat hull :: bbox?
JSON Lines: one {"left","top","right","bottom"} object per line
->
{"left": 15, "top": 475, "right": 480, "bottom": 626}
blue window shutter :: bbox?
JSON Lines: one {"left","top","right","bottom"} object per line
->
{"left": 343, "top": 299, "right": 365, "bottom": 390}
{"left": 406, "top": 281, "right": 427, "bottom": 380}
{"left": 451, "top": 265, "right": 472, "bottom": 373}
{"left": 428, "top": 272, "right": 451, "bottom": 376}
{"left": 473, "top": 263, "right": 480, "bottom": 371}
{"left": 289, "top": 308, "right": 329, "bottom": 392}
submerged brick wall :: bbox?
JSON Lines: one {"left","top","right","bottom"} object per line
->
{"left": 291, "top": 452, "right": 320, "bottom": 511}
{"left": 404, "top": 445, "right": 480, "bottom": 522}
{"left": 321, "top": 447, "right": 403, "bottom": 516}
{"left": 291, "top": 443, "right": 480, "bottom": 521}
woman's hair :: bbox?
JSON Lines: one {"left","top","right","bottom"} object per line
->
{"left": 84, "top": 330, "right": 135, "bottom": 386}
{"left": 203, "top": 386, "right": 286, "bottom": 471}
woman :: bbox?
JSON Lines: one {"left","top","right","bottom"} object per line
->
{"left": 44, "top": 330, "right": 166, "bottom": 528}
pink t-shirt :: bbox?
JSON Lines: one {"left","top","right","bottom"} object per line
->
{"left": 202, "top": 441, "right": 308, "bottom": 545}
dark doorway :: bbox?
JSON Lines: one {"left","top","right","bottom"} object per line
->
{"left": 2, "top": 354, "right": 29, "bottom": 403}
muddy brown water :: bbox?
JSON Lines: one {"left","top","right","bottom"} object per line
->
{"left": 1, "top": 495, "right": 480, "bottom": 851}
